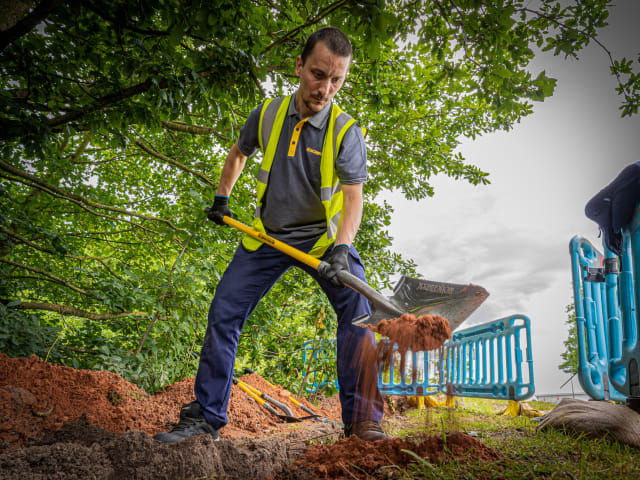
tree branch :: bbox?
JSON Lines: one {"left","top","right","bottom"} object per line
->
{"left": 0, "top": 77, "right": 167, "bottom": 140}
{"left": 249, "top": 70, "right": 267, "bottom": 98}
{"left": 161, "top": 121, "right": 230, "bottom": 141}
{"left": 0, "top": 172, "right": 162, "bottom": 236}
{"left": 261, "top": 0, "right": 349, "bottom": 55}
{"left": 433, "top": 0, "right": 482, "bottom": 68}
{"left": 0, "top": 159, "right": 181, "bottom": 232}
{"left": 0, "top": 0, "right": 63, "bottom": 52}
{"left": 134, "top": 137, "right": 216, "bottom": 187}
{"left": 0, "top": 258, "right": 92, "bottom": 296}
{"left": 69, "top": 152, "right": 135, "bottom": 165}
{"left": 45, "top": 77, "right": 165, "bottom": 129}
{"left": 6, "top": 301, "right": 147, "bottom": 321}
{"left": 518, "top": 6, "right": 635, "bottom": 107}
{"left": 68, "top": 133, "right": 91, "bottom": 162}
{"left": 0, "top": 225, "right": 123, "bottom": 280}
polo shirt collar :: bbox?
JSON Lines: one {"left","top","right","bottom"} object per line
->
{"left": 289, "top": 91, "right": 332, "bottom": 129}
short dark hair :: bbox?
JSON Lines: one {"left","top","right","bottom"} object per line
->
{"left": 300, "top": 27, "right": 352, "bottom": 64}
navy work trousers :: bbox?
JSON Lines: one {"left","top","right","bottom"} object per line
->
{"left": 194, "top": 239, "right": 383, "bottom": 429}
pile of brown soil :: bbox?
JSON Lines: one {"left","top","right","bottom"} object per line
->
{"left": 0, "top": 353, "right": 340, "bottom": 450}
{"left": 367, "top": 313, "right": 452, "bottom": 365}
{"left": 278, "top": 432, "right": 501, "bottom": 479}
{"left": 0, "top": 353, "right": 502, "bottom": 480}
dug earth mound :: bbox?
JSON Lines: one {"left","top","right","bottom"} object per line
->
{"left": 0, "top": 342, "right": 502, "bottom": 479}
{"left": 0, "top": 353, "right": 339, "bottom": 478}
{"left": 277, "top": 431, "right": 501, "bottom": 479}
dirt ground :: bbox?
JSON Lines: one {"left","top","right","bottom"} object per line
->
{"left": 0, "top": 353, "right": 501, "bottom": 479}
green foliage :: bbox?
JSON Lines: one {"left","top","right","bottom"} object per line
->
{"left": 612, "top": 55, "right": 640, "bottom": 117}
{"left": 559, "top": 303, "right": 578, "bottom": 375}
{"left": 0, "top": 306, "right": 62, "bottom": 361}
{"left": 0, "top": 1, "right": 637, "bottom": 392}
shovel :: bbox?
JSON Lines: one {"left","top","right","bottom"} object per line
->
{"left": 232, "top": 377, "right": 318, "bottom": 423}
{"left": 190, "top": 353, "right": 315, "bottom": 422}
{"left": 243, "top": 368, "right": 343, "bottom": 427}
{"left": 221, "top": 216, "right": 488, "bottom": 331}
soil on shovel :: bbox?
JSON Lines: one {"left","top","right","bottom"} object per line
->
{"left": 366, "top": 313, "right": 452, "bottom": 364}
{"left": 352, "top": 314, "right": 451, "bottom": 420}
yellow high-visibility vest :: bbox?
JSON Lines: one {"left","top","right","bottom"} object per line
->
{"left": 242, "top": 94, "right": 358, "bottom": 258}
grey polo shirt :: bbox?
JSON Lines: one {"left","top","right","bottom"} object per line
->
{"left": 237, "top": 92, "right": 367, "bottom": 244}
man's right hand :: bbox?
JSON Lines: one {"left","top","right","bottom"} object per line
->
{"left": 205, "top": 195, "right": 233, "bottom": 226}
{"left": 318, "top": 244, "right": 350, "bottom": 288}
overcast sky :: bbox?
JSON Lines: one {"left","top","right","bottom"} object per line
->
{"left": 382, "top": 1, "right": 640, "bottom": 394}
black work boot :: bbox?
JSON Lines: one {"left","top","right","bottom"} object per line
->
{"left": 153, "top": 401, "right": 219, "bottom": 443}
{"left": 344, "top": 420, "right": 390, "bottom": 441}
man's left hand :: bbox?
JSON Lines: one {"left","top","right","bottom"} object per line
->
{"left": 318, "top": 244, "right": 350, "bottom": 288}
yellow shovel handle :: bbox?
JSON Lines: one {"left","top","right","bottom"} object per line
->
{"left": 221, "top": 216, "right": 401, "bottom": 323}
{"left": 236, "top": 378, "right": 262, "bottom": 397}
{"left": 236, "top": 381, "right": 265, "bottom": 406}
{"left": 223, "top": 216, "right": 322, "bottom": 270}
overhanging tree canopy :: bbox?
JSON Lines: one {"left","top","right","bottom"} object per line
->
{"left": 1, "top": 0, "right": 637, "bottom": 391}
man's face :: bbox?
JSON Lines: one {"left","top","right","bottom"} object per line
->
{"left": 295, "top": 41, "right": 350, "bottom": 118}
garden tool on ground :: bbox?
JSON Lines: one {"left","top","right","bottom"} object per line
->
{"left": 243, "top": 368, "right": 343, "bottom": 427}
{"left": 220, "top": 216, "right": 489, "bottom": 331}
{"left": 233, "top": 376, "right": 295, "bottom": 417}
{"left": 232, "top": 377, "right": 318, "bottom": 423}
{"left": 190, "top": 353, "right": 315, "bottom": 423}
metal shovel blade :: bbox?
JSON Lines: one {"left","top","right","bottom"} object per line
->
{"left": 351, "top": 275, "right": 489, "bottom": 331}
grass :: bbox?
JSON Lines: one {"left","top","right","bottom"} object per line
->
{"left": 381, "top": 397, "right": 640, "bottom": 479}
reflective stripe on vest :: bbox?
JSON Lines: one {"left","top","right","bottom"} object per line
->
{"left": 242, "top": 94, "right": 357, "bottom": 258}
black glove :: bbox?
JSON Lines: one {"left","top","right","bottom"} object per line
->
{"left": 205, "top": 195, "right": 232, "bottom": 226}
{"left": 318, "top": 244, "right": 350, "bottom": 288}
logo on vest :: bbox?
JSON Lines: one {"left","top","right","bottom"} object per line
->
{"left": 306, "top": 147, "right": 321, "bottom": 156}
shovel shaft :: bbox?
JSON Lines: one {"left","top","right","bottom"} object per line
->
{"left": 235, "top": 378, "right": 294, "bottom": 417}
{"left": 234, "top": 379, "right": 287, "bottom": 418}
{"left": 223, "top": 216, "right": 321, "bottom": 270}
{"left": 218, "top": 217, "right": 489, "bottom": 329}
{"left": 223, "top": 216, "right": 403, "bottom": 318}
{"left": 336, "top": 270, "right": 404, "bottom": 318}
{"left": 287, "top": 396, "right": 313, "bottom": 413}
{"left": 235, "top": 380, "right": 267, "bottom": 406}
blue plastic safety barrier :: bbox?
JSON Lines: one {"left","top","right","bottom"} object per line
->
{"left": 376, "top": 341, "right": 441, "bottom": 396}
{"left": 302, "top": 338, "right": 443, "bottom": 396}
{"left": 607, "top": 205, "right": 640, "bottom": 398}
{"left": 301, "top": 339, "right": 339, "bottom": 393}
{"left": 302, "top": 316, "right": 536, "bottom": 401}
{"left": 440, "top": 315, "right": 535, "bottom": 400}
{"left": 569, "top": 235, "right": 626, "bottom": 401}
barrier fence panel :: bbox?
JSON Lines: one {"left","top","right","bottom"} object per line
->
{"left": 302, "top": 339, "right": 339, "bottom": 393}
{"left": 607, "top": 205, "right": 640, "bottom": 398}
{"left": 377, "top": 341, "right": 441, "bottom": 396}
{"left": 302, "top": 317, "right": 536, "bottom": 401}
{"left": 569, "top": 236, "right": 626, "bottom": 401}
{"left": 440, "top": 315, "right": 535, "bottom": 401}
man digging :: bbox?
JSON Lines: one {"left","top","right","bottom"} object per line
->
{"left": 154, "top": 27, "right": 388, "bottom": 443}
